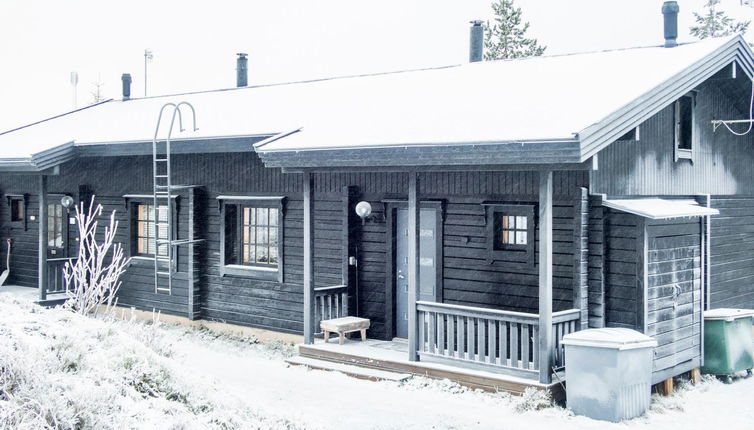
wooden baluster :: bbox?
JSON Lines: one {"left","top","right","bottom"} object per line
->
{"left": 418, "top": 310, "right": 425, "bottom": 353}
{"left": 488, "top": 320, "right": 496, "bottom": 364}
{"left": 510, "top": 322, "right": 519, "bottom": 369}
{"left": 448, "top": 315, "right": 456, "bottom": 358}
{"left": 467, "top": 317, "right": 475, "bottom": 360}
{"left": 458, "top": 316, "right": 465, "bottom": 359}
{"left": 522, "top": 324, "right": 530, "bottom": 369}
{"left": 476, "top": 317, "right": 485, "bottom": 363}
{"left": 428, "top": 312, "right": 436, "bottom": 354}
{"left": 499, "top": 321, "right": 508, "bottom": 366}
{"left": 437, "top": 313, "right": 445, "bottom": 356}
{"left": 342, "top": 292, "right": 349, "bottom": 317}
{"left": 532, "top": 325, "right": 539, "bottom": 370}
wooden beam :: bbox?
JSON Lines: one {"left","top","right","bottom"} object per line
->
{"left": 303, "top": 171, "right": 315, "bottom": 344}
{"left": 38, "top": 175, "right": 48, "bottom": 301}
{"left": 407, "top": 171, "right": 420, "bottom": 361}
{"left": 538, "top": 170, "right": 553, "bottom": 384}
{"left": 636, "top": 217, "right": 648, "bottom": 333}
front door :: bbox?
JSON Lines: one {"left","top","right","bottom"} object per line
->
{"left": 395, "top": 208, "right": 437, "bottom": 339}
{"left": 47, "top": 201, "right": 68, "bottom": 259}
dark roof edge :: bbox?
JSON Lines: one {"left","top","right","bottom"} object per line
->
{"left": 0, "top": 100, "right": 113, "bottom": 136}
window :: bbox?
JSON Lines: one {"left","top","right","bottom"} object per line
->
{"left": 674, "top": 94, "right": 695, "bottom": 160}
{"left": 484, "top": 203, "right": 535, "bottom": 266}
{"left": 135, "top": 204, "right": 169, "bottom": 257}
{"left": 495, "top": 213, "right": 528, "bottom": 248}
{"left": 10, "top": 198, "right": 23, "bottom": 222}
{"left": 219, "top": 196, "right": 284, "bottom": 281}
{"left": 47, "top": 202, "right": 64, "bottom": 248}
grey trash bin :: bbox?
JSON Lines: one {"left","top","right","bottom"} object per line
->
{"left": 562, "top": 328, "right": 657, "bottom": 422}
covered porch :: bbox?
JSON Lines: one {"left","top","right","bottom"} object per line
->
{"left": 300, "top": 170, "right": 585, "bottom": 385}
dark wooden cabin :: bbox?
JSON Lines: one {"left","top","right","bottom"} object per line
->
{"left": 0, "top": 34, "right": 753, "bottom": 390}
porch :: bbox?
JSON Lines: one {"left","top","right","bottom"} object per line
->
{"left": 301, "top": 170, "right": 586, "bottom": 385}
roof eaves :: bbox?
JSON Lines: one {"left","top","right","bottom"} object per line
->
{"left": 578, "top": 36, "right": 753, "bottom": 162}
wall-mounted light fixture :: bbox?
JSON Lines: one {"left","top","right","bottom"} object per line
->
{"left": 355, "top": 201, "right": 382, "bottom": 225}
{"left": 61, "top": 195, "right": 75, "bottom": 213}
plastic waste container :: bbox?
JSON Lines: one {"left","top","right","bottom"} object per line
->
{"left": 562, "top": 328, "right": 657, "bottom": 422}
{"left": 701, "top": 308, "right": 754, "bottom": 382}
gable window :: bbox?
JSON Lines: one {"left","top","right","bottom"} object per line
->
{"left": 135, "top": 204, "right": 169, "bottom": 257}
{"left": 484, "top": 203, "right": 535, "bottom": 266}
{"left": 219, "top": 196, "right": 284, "bottom": 281}
{"left": 674, "top": 94, "right": 695, "bottom": 161}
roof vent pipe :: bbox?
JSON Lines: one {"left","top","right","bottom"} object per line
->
{"left": 121, "top": 73, "right": 132, "bottom": 101}
{"left": 236, "top": 53, "right": 248, "bottom": 87}
{"left": 662, "top": 1, "right": 679, "bottom": 47}
{"left": 469, "top": 20, "right": 484, "bottom": 62}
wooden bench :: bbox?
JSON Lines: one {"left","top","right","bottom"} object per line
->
{"left": 320, "top": 316, "right": 370, "bottom": 345}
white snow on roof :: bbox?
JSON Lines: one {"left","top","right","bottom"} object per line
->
{"left": 0, "top": 37, "right": 734, "bottom": 160}
{"left": 602, "top": 198, "right": 719, "bottom": 219}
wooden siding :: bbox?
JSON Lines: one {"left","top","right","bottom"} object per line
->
{"left": 709, "top": 196, "right": 754, "bottom": 309}
{"left": 603, "top": 209, "right": 640, "bottom": 328}
{"left": 587, "top": 195, "right": 606, "bottom": 328}
{"left": 591, "top": 79, "right": 754, "bottom": 196}
{"left": 0, "top": 174, "right": 39, "bottom": 287}
{"left": 0, "top": 156, "right": 590, "bottom": 340}
{"left": 645, "top": 218, "right": 702, "bottom": 383}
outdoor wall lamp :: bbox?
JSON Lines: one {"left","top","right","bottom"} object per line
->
{"left": 354, "top": 201, "right": 382, "bottom": 225}
{"left": 61, "top": 195, "right": 75, "bottom": 212}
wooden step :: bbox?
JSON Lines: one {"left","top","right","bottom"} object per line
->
{"left": 286, "top": 356, "right": 412, "bottom": 382}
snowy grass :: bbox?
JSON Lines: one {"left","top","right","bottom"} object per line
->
{"left": 1, "top": 294, "right": 752, "bottom": 429}
{"left": 0, "top": 295, "right": 302, "bottom": 430}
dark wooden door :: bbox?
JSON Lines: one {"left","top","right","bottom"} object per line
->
{"left": 395, "top": 208, "right": 437, "bottom": 338}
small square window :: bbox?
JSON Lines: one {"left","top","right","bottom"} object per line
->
{"left": 485, "top": 203, "right": 535, "bottom": 266}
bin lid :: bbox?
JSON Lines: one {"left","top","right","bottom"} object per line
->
{"left": 561, "top": 328, "right": 658, "bottom": 350}
{"left": 703, "top": 308, "right": 754, "bottom": 321}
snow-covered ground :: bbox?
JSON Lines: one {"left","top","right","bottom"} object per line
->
{"left": 0, "top": 294, "right": 753, "bottom": 430}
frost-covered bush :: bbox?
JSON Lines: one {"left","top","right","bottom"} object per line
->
{"left": 0, "top": 296, "right": 302, "bottom": 430}
{"left": 514, "top": 387, "right": 552, "bottom": 412}
{"left": 63, "top": 196, "right": 130, "bottom": 315}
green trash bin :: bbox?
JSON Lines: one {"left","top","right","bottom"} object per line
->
{"left": 702, "top": 308, "right": 754, "bottom": 381}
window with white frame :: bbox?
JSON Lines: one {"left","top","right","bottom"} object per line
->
{"left": 484, "top": 203, "right": 535, "bottom": 265}
{"left": 134, "top": 203, "right": 169, "bottom": 257}
{"left": 674, "top": 93, "right": 695, "bottom": 160}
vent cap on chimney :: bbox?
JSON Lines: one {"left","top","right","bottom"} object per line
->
{"left": 662, "top": 1, "right": 679, "bottom": 48}
{"left": 121, "top": 73, "right": 132, "bottom": 101}
{"left": 469, "top": 20, "right": 484, "bottom": 63}
{"left": 236, "top": 53, "right": 248, "bottom": 87}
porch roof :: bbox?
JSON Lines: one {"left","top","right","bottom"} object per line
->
{"left": 602, "top": 198, "right": 719, "bottom": 219}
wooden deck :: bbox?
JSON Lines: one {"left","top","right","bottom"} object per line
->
{"left": 297, "top": 338, "right": 565, "bottom": 400}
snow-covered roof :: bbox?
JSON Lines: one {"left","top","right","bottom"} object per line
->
{"left": 1, "top": 35, "right": 752, "bottom": 171}
{"left": 602, "top": 198, "right": 719, "bottom": 219}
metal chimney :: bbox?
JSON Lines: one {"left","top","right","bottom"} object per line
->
{"left": 469, "top": 20, "right": 484, "bottom": 62}
{"left": 662, "top": 1, "right": 679, "bottom": 47}
{"left": 121, "top": 73, "right": 132, "bottom": 100}
{"left": 236, "top": 53, "right": 248, "bottom": 87}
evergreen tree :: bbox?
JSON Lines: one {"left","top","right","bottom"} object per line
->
{"left": 690, "top": 0, "right": 750, "bottom": 39}
{"left": 483, "top": 0, "right": 546, "bottom": 60}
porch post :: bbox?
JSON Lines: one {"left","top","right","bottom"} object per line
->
{"left": 407, "top": 171, "right": 420, "bottom": 361}
{"left": 303, "top": 171, "right": 315, "bottom": 344}
{"left": 38, "top": 175, "right": 48, "bottom": 301}
{"left": 538, "top": 170, "right": 553, "bottom": 384}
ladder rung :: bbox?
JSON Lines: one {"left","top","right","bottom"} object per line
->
{"left": 156, "top": 271, "right": 172, "bottom": 276}
{"left": 155, "top": 158, "right": 168, "bottom": 162}
{"left": 167, "top": 239, "right": 204, "bottom": 246}
{"left": 155, "top": 175, "right": 169, "bottom": 178}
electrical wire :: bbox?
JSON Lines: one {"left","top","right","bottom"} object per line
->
{"left": 720, "top": 80, "right": 754, "bottom": 136}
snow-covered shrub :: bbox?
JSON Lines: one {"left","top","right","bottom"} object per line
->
{"left": 0, "top": 296, "right": 303, "bottom": 430}
{"left": 515, "top": 387, "right": 552, "bottom": 412}
{"left": 63, "top": 196, "right": 130, "bottom": 315}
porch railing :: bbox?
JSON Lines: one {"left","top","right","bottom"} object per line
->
{"left": 314, "top": 285, "right": 348, "bottom": 334}
{"left": 416, "top": 301, "right": 580, "bottom": 377}
{"left": 46, "top": 257, "right": 76, "bottom": 295}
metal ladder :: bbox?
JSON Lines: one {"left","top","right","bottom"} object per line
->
{"left": 151, "top": 102, "right": 200, "bottom": 294}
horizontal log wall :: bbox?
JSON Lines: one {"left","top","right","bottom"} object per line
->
{"left": 709, "top": 196, "right": 754, "bottom": 309}
{"left": 0, "top": 174, "right": 39, "bottom": 288}
{"left": 603, "top": 209, "right": 640, "bottom": 328}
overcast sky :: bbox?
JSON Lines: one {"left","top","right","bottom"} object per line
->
{"left": 0, "top": 0, "right": 752, "bottom": 131}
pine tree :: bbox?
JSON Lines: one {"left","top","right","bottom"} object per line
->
{"left": 690, "top": 0, "right": 750, "bottom": 39}
{"left": 483, "top": 0, "right": 546, "bottom": 60}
